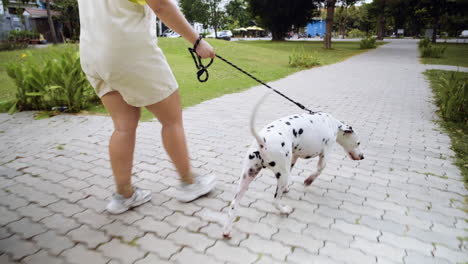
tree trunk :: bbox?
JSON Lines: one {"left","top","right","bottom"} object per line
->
{"left": 431, "top": 18, "right": 437, "bottom": 43}
{"left": 377, "top": 0, "right": 386, "bottom": 40}
{"left": 271, "top": 30, "right": 285, "bottom": 41}
{"left": 324, "top": 0, "right": 336, "bottom": 49}
{"left": 46, "top": 0, "right": 58, "bottom": 44}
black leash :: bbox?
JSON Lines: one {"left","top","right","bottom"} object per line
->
{"left": 188, "top": 36, "right": 315, "bottom": 114}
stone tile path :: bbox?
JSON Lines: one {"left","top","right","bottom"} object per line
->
{"left": 0, "top": 39, "right": 467, "bottom": 263}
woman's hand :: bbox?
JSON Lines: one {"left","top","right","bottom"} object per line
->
{"left": 195, "top": 39, "right": 215, "bottom": 59}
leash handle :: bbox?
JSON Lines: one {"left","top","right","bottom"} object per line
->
{"left": 188, "top": 36, "right": 214, "bottom": 82}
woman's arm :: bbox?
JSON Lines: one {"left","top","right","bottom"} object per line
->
{"left": 146, "top": 0, "right": 215, "bottom": 58}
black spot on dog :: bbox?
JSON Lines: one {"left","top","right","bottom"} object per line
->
{"left": 294, "top": 115, "right": 299, "bottom": 118}
{"left": 322, "top": 138, "right": 325, "bottom": 142}
{"left": 285, "top": 122, "right": 291, "bottom": 126}
{"left": 310, "top": 120, "right": 314, "bottom": 124}
{"left": 298, "top": 128, "right": 303, "bottom": 135}
{"left": 260, "top": 144, "right": 264, "bottom": 148}
{"left": 269, "top": 161, "right": 276, "bottom": 167}
{"left": 253, "top": 151, "right": 261, "bottom": 159}
{"left": 276, "top": 172, "right": 281, "bottom": 179}
{"left": 281, "top": 142, "right": 285, "bottom": 147}
{"left": 279, "top": 132, "right": 282, "bottom": 136}
{"left": 249, "top": 154, "right": 255, "bottom": 160}
{"left": 294, "top": 145, "right": 298, "bottom": 150}
{"left": 305, "top": 156, "right": 312, "bottom": 159}
{"left": 293, "top": 129, "right": 297, "bottom": 137}
{"left": 274, "top": 186, "right": 278, "bottom": 198}
{"left": 286, "top": 152, "right": 289, "bottom": 157}
{"left": 263, "top": 137, "right": 266, "bottom": 143}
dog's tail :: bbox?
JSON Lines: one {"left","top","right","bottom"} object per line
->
{"left": 250, "top": 91, "right": 272, "bottom": 148}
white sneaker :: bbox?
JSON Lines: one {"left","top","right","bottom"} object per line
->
{"left": 106, "top": 187, "right": 152, "bottom": 214}
{"left": 177, "top": 174, "right": 216, "bottom": 203}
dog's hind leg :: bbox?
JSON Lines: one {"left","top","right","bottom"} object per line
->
{"left": 304, "top": 152, "right": 328, "bottom": 186}
{"left": 223, "top": 154, "right": 261, "bottom": 238}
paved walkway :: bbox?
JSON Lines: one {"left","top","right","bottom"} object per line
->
{"left": 0, "top": 39, "right": 467, "bottom": 264}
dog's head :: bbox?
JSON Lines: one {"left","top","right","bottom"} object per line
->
{"left": 336, "top": 124, "right": 364, "bottom": 161}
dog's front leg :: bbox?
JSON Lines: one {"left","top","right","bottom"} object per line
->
{"left": 304, "top": 152, "right": 327, "bottom": 186}
{"left": 273, "top": 168, "right": 293, "bottom": 215}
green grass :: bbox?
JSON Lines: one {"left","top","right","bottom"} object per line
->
{"left": 0, "top": 39, "right": 382, "bottom": 121}
{"left": 421, "top": 43, "right": 468, "bottom": 67}
{"left": 424, "top": 70, "right": 468, "bottom": 187}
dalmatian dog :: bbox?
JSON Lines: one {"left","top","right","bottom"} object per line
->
{"left": 222, "top": 95, "right": 364, "bottom": 238}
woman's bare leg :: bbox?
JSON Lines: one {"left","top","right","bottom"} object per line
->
{"left": 145, "top": 90, "right": 193, "bottom": 184}
{"left": 101, "top": 91, "right": 141, "bottom": 198}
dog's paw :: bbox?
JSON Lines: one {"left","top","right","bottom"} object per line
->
{"left": 279, "top": 205, "right": 293, "bottom": 215}
{"left": 304, "top": 178, "right": 314, "bottom": 186}
{"left": 282, "top": 186, "right": 290, "bottom": 193}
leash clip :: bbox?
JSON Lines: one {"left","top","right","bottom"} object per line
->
{"left": 188, "top": 36, "right": 214, "bottom": 83}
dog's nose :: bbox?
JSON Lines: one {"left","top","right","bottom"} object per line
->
{"left": 359, "top": 154, "right": 364, "bottom": 160}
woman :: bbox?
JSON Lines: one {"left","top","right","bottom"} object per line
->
{"left": 77, "top": 0, "right": 216, "bottom": 214}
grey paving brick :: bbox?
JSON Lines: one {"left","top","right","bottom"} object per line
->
{"left": 67, "top": 225, "right": 110, "bottom": 249}
{"left": 207, "top": 240, "right": 258, "bottom": 264}
{"left": 167, "top": 228, "right": 215, "bottom": 252}
{"left": 234, "top": 217, "right": 278, "bottom": 240}
{"left": 433, "top": 244, "right": 467, "bottom": 263}
{"left": 289, "top": 208, "right": 334, "bottom": 229}
{"left": 287, "top": 248, "right": 344, "bottom": 264}
{"left": 364, "top": 198, "right": 407, "bottom": 215}
{"left": 135, "top": 253, "right": 171, "bottom": 264}
{"left": 72, "top": 209, "right": 114, "bottom": 229}
{"left": 359, "top": 216, "right": 407, "bottom": 236}
{"left": 98, "top": 238, "right": 145, "bottom": 264}
{"left": 32, "top": 230, "right": 74, "bottom": 256}
{"left": 61, "top": 244, "right": 109, "bottom": 264}
{"left": 137, "top": 233, "right": 181, "bottom": 259}
{"left": 134, "top": 202, "right": 173, "bottom": 220}
{"left": 22, "top": 250, "right": 66, "bottom": 264}
{"left": 320, "top": 241, "right": 376, "bottom": 264}
{"left": 101, "top": 220, "right": 144, "bottom": 242}
{"left": 340, "top": 201, "right": 384, "bottom": 219}
{"left": 162, "top": 199, "right": 203, "bottom": 215}
{"left": 302, "top": 225, "right": 354, "bottom": 248}
{"left": 404, "top": 250, "right": 450, "bottom": 264}
{"left": 47, "top": 200, "right": 85, "bottom": 217}
{"left": 1, "top": 193, "right": 29, "bottom": 210}
{"left": 332, "top": 219, "right": 380, "bottom": 241}
{"left": 379, "top": 232, "right": 433, "bottom": 255}
{"left": 0, "top": 234, "right": 40, "bottom": 261}
{"left": 77, "top": 196, "right": 107, "bottom": 213}
{"left": 407, "top": 226, "right": 460, "bottom": 250}
{"left": 16, "top": 203, "right": 53, "bottom": 221}
{"left": 199, "top": 222, "right": 248, "bottom": 247}
{"left": 0, "top": 206, "right": 21, "bottom": 226}
{"left": 383, "top": 211, "right": 432, "bottom": 230}
{"left": 194, "top": 208, "right": 226, "bottom": 225}
{"left": 350, "top": 237, "right": 405, "bottom": 263}
{"left": 164, "top": 212, "right": 206, "bottom": 232}
{"left": 240, "top": 234, "right": 292, "bottom": 261}
{"left": 133, "top": 216, "right": 178, "bottom": 237}
{"left": 6, "top": 217, "right": 47, "bottom": 239}
{"left": 260, "top": 212, "right": 307, "bottom": 233}
{"left": 272, "top": 230, "right": 323, "bottom": 254}
{"left": 109, "top": 210, "right": 144, "bottom": 225}
{"left": 171, "top": 247, "right": 219, "bottom": 264}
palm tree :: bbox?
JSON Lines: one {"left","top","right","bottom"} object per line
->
{"left": 46, "top": 0, "right": 58, "bottom": 44}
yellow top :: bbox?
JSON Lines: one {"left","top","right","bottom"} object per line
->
{"left": 128, "top": 0, "right": 146, "bottom": 5}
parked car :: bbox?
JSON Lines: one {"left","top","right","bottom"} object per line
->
{"left": 460, "top": 30, "right": 468, "bottom": 38}
{"left": 162, "top": 29, "right": 180, "bottom": 38}
{"left": 217, "top": 30, "right": 232, "bottom": 41}
{"left": 205, "top": 32, "right": 216, "bottom": 38}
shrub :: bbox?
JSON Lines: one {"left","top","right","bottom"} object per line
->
{"left": 359, "top": 37, "right": 377, "bottom": 49}
{"left": 431, "top": 72, "right": 467, "bottom": 123}
{"left": 419, "top": 38, "right": 432, "bottom": 48}
{"left": 348, "top": 29, "right": 366, "bottom": 39}
{"left": 6, "top": 46, "right": 99, "bottom": 113}
{"left": 289, "top": 46, "right": 321, "bottom": 68}
{"left": 420, "top": 44, "right": 447, "bottom": 58}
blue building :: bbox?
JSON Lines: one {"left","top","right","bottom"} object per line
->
{"left": 306, "top": 19, "right": 326, "bottom": 37}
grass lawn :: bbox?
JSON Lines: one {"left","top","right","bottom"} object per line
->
{"left": 1, "top": 39, "right": 382, "bottom": 120}
{"left": 421, "top": 43, "right": 468, "bottom": 67}
{"left": 424, "top": 70, "right": 468, "bottom": 186}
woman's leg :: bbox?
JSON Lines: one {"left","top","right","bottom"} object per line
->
{"left": 145, "top": 90, "right": 193, "bottom": 184}
{"left": 101, "top": 91, "right": 141, "bottom": 198}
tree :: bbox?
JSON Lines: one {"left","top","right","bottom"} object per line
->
{"left": 206, "top": 0, "right": 226, "bottom": 37}
{"left": 226, "top": 0, "right": 252, "bottom": 28}
{"left": 54, "top": 0, "right": 80, "bottom": 41}
{"left": 45, "top": 0, "right": 58, "bottom": 44}
{"left": 248, "top": 0, "right": 318, "bottom": 41}
{"left": 323, "top": 0, "right": 358, "bottom": 48}
{"left": 179, "top": 0, "right": 208, "bottom": 24}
